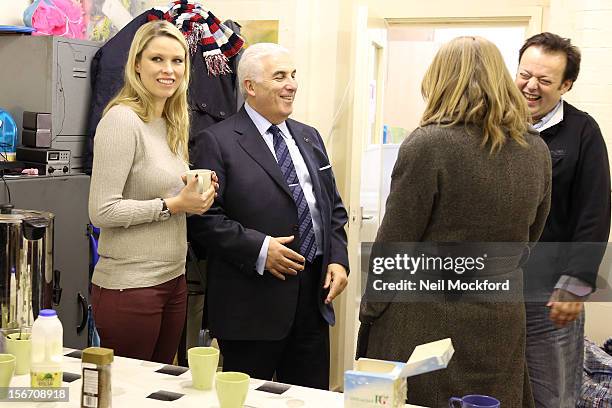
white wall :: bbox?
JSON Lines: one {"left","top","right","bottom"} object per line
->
{"left": 550, "top": 0, "right": 612, "bottom": 169}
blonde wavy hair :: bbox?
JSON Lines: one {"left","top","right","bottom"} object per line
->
{"left": 420, "top": 36, "right": 531, "bottom": 153}
{"left": 104, "top": 20, "right": 190, "bottom": 161}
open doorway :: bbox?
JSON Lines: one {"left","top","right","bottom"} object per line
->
{"left": 384, "top": 24, "right": 526, "bottom": 141}
{"left": 372, "top": 24, "right": 527, "bottom": 224}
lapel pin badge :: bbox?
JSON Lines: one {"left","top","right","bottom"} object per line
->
{"left": 303, "top": 137, "right": 310, "bottom": 143}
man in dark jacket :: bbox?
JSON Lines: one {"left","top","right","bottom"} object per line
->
{"left": 516, "top": 32, "right": 611, "bottom": 408}
{"left": 188, "top": 43, "right": 349, "bottom": 389}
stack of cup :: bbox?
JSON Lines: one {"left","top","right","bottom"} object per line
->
{"left": 2, "top": 327, "right": 32, "bottom": 375}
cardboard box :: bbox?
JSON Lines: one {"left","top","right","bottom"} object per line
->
{"left": 344, "top": 338, "right": 454, "bottom": 408}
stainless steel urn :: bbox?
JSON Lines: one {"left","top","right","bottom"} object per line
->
{"left": 0, "top": 204, "right": 58, "bottom": 329}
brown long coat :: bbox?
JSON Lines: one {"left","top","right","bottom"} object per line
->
{"left": 359, "top": 124, "right": 551, "bottom": 408}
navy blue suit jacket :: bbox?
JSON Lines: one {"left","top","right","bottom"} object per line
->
{"left": 188, "top": 107, "right": 349, "bottom": 341}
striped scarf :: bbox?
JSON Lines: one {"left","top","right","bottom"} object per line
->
{"left": 148, "top": 0, "right": 244, "bottom": 76}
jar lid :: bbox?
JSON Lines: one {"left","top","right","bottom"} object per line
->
{"left": 82, "top": 347, "right": 114, "bottom": 365}
{"left": 39, "top": 309, "right": 57, "bottom": 317}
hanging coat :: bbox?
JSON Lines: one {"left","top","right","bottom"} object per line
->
{"left": 86, "top": 9, "right": 240, "bottom": 173}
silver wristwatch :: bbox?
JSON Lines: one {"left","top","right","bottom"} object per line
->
{"left": 159, "top": 198, "right": 171, "bottom": 221}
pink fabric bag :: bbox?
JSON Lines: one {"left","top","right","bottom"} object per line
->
{"left": 24, "top": 0, "right": 86, "bottom": 39}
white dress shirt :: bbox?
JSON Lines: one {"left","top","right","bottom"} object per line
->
{"left": 244, "top": 102, "right": 323, "bottom": 274}
{"left": 533, "top": 99, "right": 563, "bottom": 132}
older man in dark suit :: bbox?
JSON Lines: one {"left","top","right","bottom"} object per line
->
{"left": 188, "top": 43, "right": 349, "bottom": 389}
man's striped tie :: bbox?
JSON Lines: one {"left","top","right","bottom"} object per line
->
{"left": 269, "top": 125, "right": 317, "bottom": 263}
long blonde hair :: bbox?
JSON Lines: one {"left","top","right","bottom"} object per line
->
{"left": 420, "top": 36, "right": 530, "bottom": 153}
{"left": 104, "top": 20, "right": 190, "bottom": 161}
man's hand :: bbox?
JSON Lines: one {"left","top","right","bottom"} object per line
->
{"left": 546, "top": 288, "right": 584, "bottom": 328}
{"left": 265, "top": 236, "right": 304, "bottom": 280}
{"left": 323, "top": 263, "right": 348, "bottom": 304}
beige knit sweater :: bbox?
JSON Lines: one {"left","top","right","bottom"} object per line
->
{"left": 89, "top": 105, "right": 189, "bottom": 289}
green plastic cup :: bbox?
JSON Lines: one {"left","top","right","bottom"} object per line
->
{"left": 188, "top": 346, "right": 219, "bottom": 390}
{"left": 5, "top": 331, "right": 32, "bottom": 375}
{"left": 215, "top": 371, "right": 250, "bottom": 408}
{"left": 0, "top": 353, "right": 16, "bottom": 398}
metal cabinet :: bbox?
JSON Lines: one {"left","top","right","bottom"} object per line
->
{"left": 0, "top": 36, "right": 100, "bottom": 172}
{"left": 0, "top": 174, "right": 90, "bottom": 348}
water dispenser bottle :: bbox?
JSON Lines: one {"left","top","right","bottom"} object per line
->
{"left": 0, "top": 108, "right": 17, "bottom": 161}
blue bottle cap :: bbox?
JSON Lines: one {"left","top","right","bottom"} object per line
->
{"left": 39, "top": 309, "right": 57, "bottom": 317}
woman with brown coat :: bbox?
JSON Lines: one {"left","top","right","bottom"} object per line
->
{"left": 358, "top": 37, "right": 551, "bottom": 408}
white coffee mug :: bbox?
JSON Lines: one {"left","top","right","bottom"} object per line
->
{"left": 186, "top": 169, "right": 213, "bottom": 194}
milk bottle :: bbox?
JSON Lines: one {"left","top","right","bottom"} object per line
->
{"left": 30, "top": 309, "right": 63, "bottom": 387}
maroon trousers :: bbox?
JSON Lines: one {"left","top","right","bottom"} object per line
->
{"left": 91, "top": 275, "right": 187, "bottom": 364}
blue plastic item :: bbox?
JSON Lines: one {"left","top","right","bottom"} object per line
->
{"left": 0, "top": 109, "right": 18, "bottom": 161}
{"left": 0, "top": 25, "right": 36, "bottom": 33}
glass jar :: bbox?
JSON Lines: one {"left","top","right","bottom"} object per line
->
{"left": 81, "top": 347, "right": 113, "bottom": 408}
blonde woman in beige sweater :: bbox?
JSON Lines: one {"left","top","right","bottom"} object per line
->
{"left": 89, "top": 20, "right": 216, "bottom": 363}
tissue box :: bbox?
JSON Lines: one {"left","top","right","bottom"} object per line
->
{"left": 344, "top": 338, "right": 454, "bottom": 408}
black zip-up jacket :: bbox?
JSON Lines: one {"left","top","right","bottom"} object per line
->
{"left": 526, "top": 101, "right": 610, "bottom": 290}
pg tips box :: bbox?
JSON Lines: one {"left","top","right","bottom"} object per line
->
{"left": 344, "top": 338, "right": 454, "bottom": 408}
